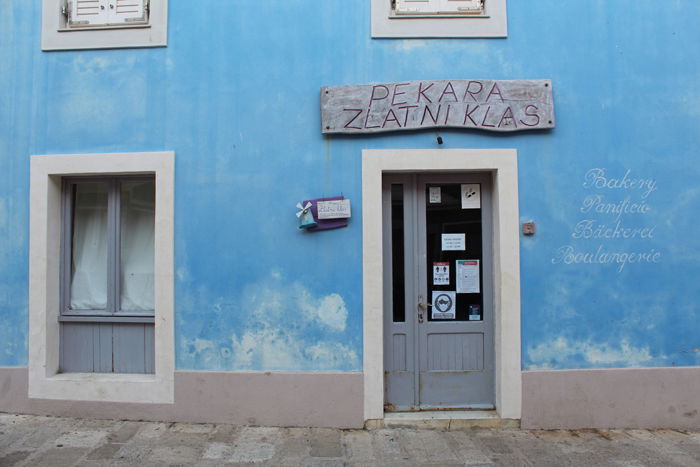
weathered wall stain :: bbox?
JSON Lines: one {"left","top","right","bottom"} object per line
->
{"left": 177, "top": 270, "right": 361, "bottom": 371}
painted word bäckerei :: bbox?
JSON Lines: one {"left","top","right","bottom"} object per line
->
{"left": 321, "top": 79, "right": 555, "bottom": 134}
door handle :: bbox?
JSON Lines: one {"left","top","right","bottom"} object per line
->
{"left": 417, "top": 296, "right": 432, "bottom": 323}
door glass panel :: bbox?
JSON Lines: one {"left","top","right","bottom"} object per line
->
{"left": 391, "top": 184, "right": 406, "bottom": 322}
{"left": 425, "top": 183, "right": 483, "bottom": 321}
{"left": 70, "top": 182, "right": 109, "bottom": 310}
{"left": 120, "top": 180, "right": 155, "bottom": 312}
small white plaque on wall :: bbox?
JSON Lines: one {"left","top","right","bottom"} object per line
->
{"left": 317, "top": 199, "right": 351, "bottom": 219}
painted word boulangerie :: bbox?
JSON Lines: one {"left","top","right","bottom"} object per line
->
{"left": 321, "top": 79, "right": 555, "bottom": 134}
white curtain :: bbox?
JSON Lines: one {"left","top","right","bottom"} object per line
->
{"left": 120, "top": 181, "right": 155, "bottom": 311}
{"left": 70, "top": 183, "right": 109, "bottom": 310}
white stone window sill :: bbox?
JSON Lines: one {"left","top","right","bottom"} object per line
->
{"left": 48, "top": 373, "right": 157, "bottom": 383}
{"left": 57, "top": 24, "right": 150, "bottom": 32}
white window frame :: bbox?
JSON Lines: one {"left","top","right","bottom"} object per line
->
{"left": 29, "top": 151, "right": 175, "bottom": 404}
{"left": 41, "top": 0, "right": 168, "bottom": 51}
{"left": 371, "top": 0, "right": 507, "bottom": 38}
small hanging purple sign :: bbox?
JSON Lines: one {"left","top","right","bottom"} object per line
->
{"left": 302, "top": 196, "right": 350, "bottom": 231}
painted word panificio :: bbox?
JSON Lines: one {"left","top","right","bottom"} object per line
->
{"left": 580, "top": 195, "right": 652, "bottom": 222}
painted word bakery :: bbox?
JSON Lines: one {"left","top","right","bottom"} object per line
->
{"left": 1, "top": 0, "right": 699, "bottom": 430}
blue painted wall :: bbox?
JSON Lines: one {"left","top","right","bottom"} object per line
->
{"left": 1, "top": 1, "right": 699, "bottom": 371}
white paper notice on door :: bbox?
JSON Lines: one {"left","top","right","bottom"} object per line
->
{"left": 433, "top": 262, "right": 449, "bottom": 285}
{"left": 441, "top": 233, "right": 465, "bottom": 251}
{"left": 456, "top": 260, "right": 480, "bottom": 294}
{"left": 461, "top": 184, "right": 481, "bottom": 209}
{"left": 431, "top": 291, "right": 456, "bottom": 320}
{"left": 429, "top": 187, "right": 441, "bottom": 204}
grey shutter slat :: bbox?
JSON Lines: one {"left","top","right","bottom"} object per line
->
{"left": 113, "top": 323, "right": 154, "bottom": 374}
{"left": 61, "top": 323, "right": 97, "bottom": 372}
{"left": 96, "top": 324, "right": 113, "bottom": 372}
{"left": 144, "top": 324, "right": 155, "bottom": 373}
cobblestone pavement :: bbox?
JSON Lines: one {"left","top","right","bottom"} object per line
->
{"left": 2, "top": 414, "right": 700, "bottom": 466}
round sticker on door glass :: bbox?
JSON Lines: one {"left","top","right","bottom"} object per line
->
{"left": 434, "top": 294, "right": 453, "bottom": 313}
{"left": 431, "top": 291, "right": 456, "bottom": 320}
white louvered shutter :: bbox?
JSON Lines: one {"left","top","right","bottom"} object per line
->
{"left": 438, "top": 0, "right": 484, "bottom": 15}
{"left": 394, "top": 0, "right": 440, "bottom": 15}
{"left": 69, "top": 0, "right": 108, "bottom": 27}
{"left": 107, "top": 0, "right": 147, "bottom": 25}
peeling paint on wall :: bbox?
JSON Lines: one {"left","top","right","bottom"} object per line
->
{"left": 525, "top": 337, "right": 662, "bottom": 370}
{"left": 178, "top": 271, "right": 360, "bottom": 371}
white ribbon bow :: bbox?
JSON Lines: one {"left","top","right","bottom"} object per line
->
{"left": 296, "top": 201, "right": 312, "bottom": 218}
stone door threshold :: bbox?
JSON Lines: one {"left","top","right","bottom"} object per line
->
{"left": 366, "top": 410, "right": 520, "bottom": 430}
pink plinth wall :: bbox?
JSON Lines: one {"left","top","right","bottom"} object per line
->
{"left": 0, "top": 367, "right": 364, "bottom": 429}
{"left": 522, "top": 367, "right": 700, "bottom": 430}
{"left": 5, "top": 366, "right": 700, "bottom": 429}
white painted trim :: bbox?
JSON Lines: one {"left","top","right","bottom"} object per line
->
{"left": 41, "top": 0, "right": 168, "bottom": 51}
{"left": 29, "top": 151, "right": 175, "bottom": 404}
{"left": 371, "top": 0, "right": 507, "bottom": 38}
{"left": 362, "top": 149, "right": 521, "bottom": 420}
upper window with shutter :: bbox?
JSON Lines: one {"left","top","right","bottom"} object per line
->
{"left": 66, "top": 0, "right": 148, "bottom": 28}
{"left": 393, "top": 0, "right": 485, "bottom": 17}
{"left": 372, "top": 0, "right": 506, "bottom": 38}
{"left": 42, "top": 0, "right": 167, "bottom": 50}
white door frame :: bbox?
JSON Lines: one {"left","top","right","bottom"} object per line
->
{"left": 362, "top": 149, "right": 522, "bottom": 421}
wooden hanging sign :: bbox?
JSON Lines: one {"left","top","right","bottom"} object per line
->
{"left": 321, "top": 79, "right": 555, "bottom": 134}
